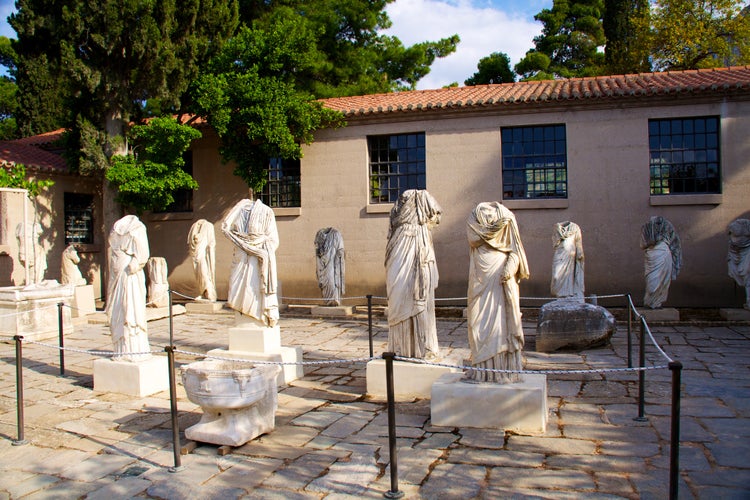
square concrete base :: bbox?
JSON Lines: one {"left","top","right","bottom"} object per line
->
{"left": 185, "top": 301, "right": 227, "bottom": 314}
{"left": 0, "top": 284, "right": 74, "bottom": 341}
{"left": 719, "top": 308, "right": 750, "bottom": 320}
{"left": 431, "top": 372, "right": 548, "bottom": 434}
{"left": 229, "top": 324, "right": 281, "bottom": 352}
{"left": 638, "top": 307, "right": 679, "bottom": 322}
{"left": 206, "top": 347, "right": 304, "bottom": 385}
{"left": 72, "top": 284, "right": 96, "bottom": 317}
{"left": 310, "top": 305, "right": 353, "bottom": 317}
{"left": 366, "top": 359, "right": 461, "bottom": 401}
{"left": 93, "top": 356, "right": 169, "bottom": 397}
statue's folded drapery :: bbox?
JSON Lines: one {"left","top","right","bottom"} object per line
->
{"left": 641, "top": 216, "right": 681, "bottom": 309}
{"left": 315, "top": 227, "right": 345, "bottom": 306}
{"left": 550, "top": 221, "right": 584, "bottom": 299}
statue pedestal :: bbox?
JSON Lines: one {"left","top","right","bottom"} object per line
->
{"left": 71, "top": 284, "right": 96, "bottom": 317}
{"left": 185, "top": 301, "right": 226, "bottom": 314}
{"left": 431, "top": 372, "right": 548, "bottom": 434}
{"left": 719, "top": 308, "right": 750, "bottom": 321}
{"left": 310, "top": 305, "right": 353, "bottom": 317}
{"left": 93, "top": 356, "right": 169, "bottom": 397}
{"left": 229, "top": 324, "right": 281, "bottom": 352}
{"left": 0, "top": 283, "right": 74, "bottom": 341}
{"left": 366, "top": 358, "right": 461, "bottom": 401}
{"left": 638, "top": 307, "right": 679, "bottom": 322}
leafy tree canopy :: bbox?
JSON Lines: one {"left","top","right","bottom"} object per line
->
{"left": 465, "top": 52, "right": 516, "bottom": 85}
{"left": 603, "top": 0, "right": 651, "bottom": 74}
{"left": 106, "top": 117, "right": 200, "bottom": 213}
{"left": 0, "top": 163, "right": 54, "bottom": 197}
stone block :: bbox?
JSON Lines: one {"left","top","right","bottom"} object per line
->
{"left": 93, "top": 356, "right": 169, "bottom": 397}
{"left": 0, "top": 283, "right": 74, "bottom": 341}
{"left": 310, "top": 305, "right": 353, "bottom": 317}
{"left": 719, "top": 308, "right": 750, "bottom": 321}
{"left": 229, "top": 325, "right": 281, "bottom": 352}
{"left": 185, "top": 301, "right": 227, "bottom": 314}
{"left": 366, "top": 358, "right": 461, "bottom": 401}
{"left": 206, "top": 347, "right": 304, "bottom": 385}
{"left": 638, "top": 307, "right": 679, "bottom": 322}
{"left": 431, "top": 372, "right": 547, "bottom": 434}
{"left": 536, "top": 298, "right": 616, "bottom": 352}
{"left": 71, "top": 284, "right": 96, "bottom": 317}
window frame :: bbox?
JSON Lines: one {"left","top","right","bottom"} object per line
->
{"left": 260, "top": 157, "right": 301, "bottom": 209}
{"left": 367, "top": 132, "right": 427, "bottom": 205}
{"left": 64, "top": 192, "right": 95, "bottom": 245}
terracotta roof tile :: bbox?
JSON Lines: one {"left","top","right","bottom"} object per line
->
{"left": 12, "top": 128, "right": 66, "bottom": 147}
{"left": 0, "top": 141, "right": 68, "bottom": 174}
{"left": 322, "top": 66, "right": 750, "bottom": 117}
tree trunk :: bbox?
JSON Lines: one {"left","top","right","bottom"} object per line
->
{"left": 101, "top": 111, "right": 127, "bottom": 301}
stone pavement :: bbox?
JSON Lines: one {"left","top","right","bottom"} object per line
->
{"left": 0, "top": 306, "right": 748, "bottom": 499}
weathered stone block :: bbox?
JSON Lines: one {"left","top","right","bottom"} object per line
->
{"left": 536, "top": 298, "right": 616, "bottom": 352}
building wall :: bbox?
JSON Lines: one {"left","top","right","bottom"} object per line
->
{"left": 152, "top": 97, "right": 750, "bottom": 308}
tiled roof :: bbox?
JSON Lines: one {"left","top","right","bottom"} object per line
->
{"left": 0, "top": 141, "right": 68, "bottom": 174}
{"left": 12, "top": 128, "right": 66, "bottom": 147}
{"left": 322, "top": 66, "right": 750, "bottom": 117}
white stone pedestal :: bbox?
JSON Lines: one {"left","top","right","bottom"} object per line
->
{"left": 229, "top": 324, "right": 281, "bottom": 352}
{"left": 310, "top": 305, "right": 353, "bottom": 317}
{"left": 431, "top": 372, "right": 548, "bottom": 434}
{"left": 0, "top": 283, "right": 74, "bottom": 341}
{"left": 93, "top": 356, "right": 169, "bottom": 397}
{"left": 366, "top": 359, "right": 461, "bottom": 401}
{"left": 719, "top": 308, "right": 750, "bottom": 321}
{"left": 185, "top": 301, "right": 226, "bottom": 314}
{"left": 638, "top": 307, "right": 679, "bottom": 322}
{"left": 71, "top": 284, "right": 96, "bottom": 317}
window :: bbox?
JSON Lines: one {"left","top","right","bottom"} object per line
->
{"left": 501, "top": 125, "right": 567, "bottom": 200}
{"left": 64, "top": 193, "right": 94, "bottom": 244}
{"left": 156, "top": 150, "right": 193, "bottom": 213}
{"left": 260, "top": 157, "right": 301, "bottom": 208}
{"left": 649, "top": 116, "right": 720, "bottom": 195}
{"left": 368, "top": 133, "right": 426, "bottom": 204}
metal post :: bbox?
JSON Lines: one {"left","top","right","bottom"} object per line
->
{"left": 634, "top": 316, "right": 647, "bottom": 421}
{"left": 165, "top": 346, "right": 183, "bottom": 472}
{"left": 383, "top": 352, "right": 403, "bottom": 499}
{"left": 168, "top": 289, "right": 174, "bottom": 346}
{"left": 57, "top": 302, "right": 65, "bottom": 376}
{"left": 669, "top": 361, "right": 683, "bottom": 500}
{"left": 626, "top": 294, "right": 633, "bottom": 368}
{"left": 367, "top": 294, "right": 374, "bottom": 358}
{"left": 13, "top": 335, "right": 28, "bottom": 445}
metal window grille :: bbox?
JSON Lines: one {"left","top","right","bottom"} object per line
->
{"left": 261, "top": 157, "right": 301, "bottom": 208}
{"left": 64, "top": 193, "right": 94, "bottom": 244}
{"left": 501, "top": 125, "right": 567, "bottom": 199}
{"left": 368, "top": 133, "right": 426, "bottom": 204}
{"left": 648, "top": 117, "right": 721, "bottom": 195}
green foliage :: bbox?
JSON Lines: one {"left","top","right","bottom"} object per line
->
{"left": 516, "top": 0, "right": 607, "bottom": 80}
{"left": 0, "top": 163, "right": 54, "bottom": 197}
{"left": 465, "top": 52, "right": 516, "bottom": 85}
{"left": 603, "top": 0, "right": 651, "bottom": 74}
{"left": 106, "top": 117, "right": 201, "bottom": 213}
{"left": 190, "top": 11, "right": 345, "bottom": 191}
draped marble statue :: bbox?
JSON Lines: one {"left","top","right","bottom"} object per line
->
{"left": 106, "top": 215, "right": 151, "bottom": 362}
{"left": 550, "top": 221, "right": 585, "bottom": 299}
{"left": 466, "top": 202, "right": 529, "bottom": 383}
{"left": 188, "top": 219, "right": 217, "bottom": 302}
{"left": 222, "top": 199, "right": 279, "bottom": 327}
{"left": 727, "top": 218, "right": 750, "bottom": 310}
{"left": 15, "top": 221, "right": 46, "bottom": 284}
{"left": 314, "top": 227, "right": 345, "bottom": 306}
{"left": 61, "top": 244, "right": 86, "bottom": 286}
{"left": 385, "top": 189, "right": 442, "bottom": 359}
{"left": 145, "top": 257, "right": 169, "bottom": 308}
{"left": 640, "top": 216, "right": 682, "bottom": 309}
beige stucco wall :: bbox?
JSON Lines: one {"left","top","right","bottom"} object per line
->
{"left": 151, "top": 97, "right": 750, "bottom": 309}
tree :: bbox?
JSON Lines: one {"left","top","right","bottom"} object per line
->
{"left": 603, "top": 0, "right": 651, "bottom": 74}
{"left": 0, "top": 163, "right": 54, "bottom": 197}
{"left": 189, "top": 9, "right": 345, "bottom": 191}
{"left": 107, "top": 117, "right": 200, "bottom": 214}
{"left": 465, "top": 52, "right": 515, "bottom": 85}
{"left": 649, "top": 0, "right": 750, "bottom": 71}
{"left": 0, "top": 37, "right": 18, "bottom": 139}
{"left": 515, "top": 0, "right": 607, "bottom": 80}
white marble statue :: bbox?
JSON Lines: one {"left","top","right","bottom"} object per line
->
{"left": 106, "top": 215, "right": 151, "bottom": 362}
{"left": 550, "top": 221, "right": 585, "bottom": 299}
{"left": 640, "top": 216, "right": 682, "bottom": 309}
{"left": 187, "top": 219, "right": 217, "bottom": 302}
{"left": 146, "top": 257, "right": 169, "bottom": 308}
{"left": 314, "top": 227, "right": 345, "bottom": 306}
{"left": 15, "top": 221, "right": 46, "bottom": 284}
{"left": 222, "top": 199, "right": 279, "bottom": 327}
{"left": 727, "top": 218, "right": 750, "bottom": 310}
{"left": 60, "top": 244, "right": 86, "bottom": 286}
{"left": 466, "top": 202, "right": 529, "bottom": 383}
{"left": 385, "top": 189, "right": 442, "bottom": 359}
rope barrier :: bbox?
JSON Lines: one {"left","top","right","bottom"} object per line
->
{"left": 174, "top": 348, "right": 377, "bottom": 367}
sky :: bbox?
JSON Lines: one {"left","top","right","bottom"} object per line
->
{"left": 0, "top": 0, "right": 550, "bottom": 91}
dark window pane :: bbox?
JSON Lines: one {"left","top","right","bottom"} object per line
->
{"left": 367, "top": 132, "right": 427, "bottom": 203}
{"left": 501, "top": 124, "right": 567, "bottom": 199}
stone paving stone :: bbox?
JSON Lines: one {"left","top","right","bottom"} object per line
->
{"left": 233, "top": 441, "right": 310, "bottom": 460}
{"left": 4, "top": 473, "right": 60, "bottom": 498}
{"left": 86, "top": 476, "right": 151, "bottom": 499}
{"left": 146, "top": 481, "right": 246, "bottom": 500}
{"left": 597, "top": 439, "right": 661, "bottom": 458}
{"left": 415, "top": 431, "right": 460, "bottom": 449}
{"left": 488, "top": 467, "right": 597, "bottom": 492}
{"left": 321, "top": 412, "right": 373, "bottom": 439}
{"left": 244, "top": 487, "right": 322, "bottom": 499}
{"left": 202, "top": 456, "right": 283, "bottom": 491}
{"left": 448, "top": 448, "right": 545, "bottom": 468}
{"left": 262, "top": 449, "right": 349, "bottom": 491}
{"left": 419, "top": 462, "right": 486, "bottom": 499}
{"left": 705, "top": 440, "right": 750, "bottom": 468}
{"left": 381, "top": 447, "right": 443, "bottom": 485}
{"left": 291, "top": 410, "right": 346, "bottom": 429}
{"left": 506, "top": 435, "right": 598, "bottom": 455}
{"left": 305, "top": 457, "right": 380, "bottom": 496}
{"left": 457, "top": 428, "right": 506, "bottom": 449}
{"left": 545, "top": 453, "right": 647, "bottom": 473}
{"left": 58, "top": 453, "right": 137, "bottom": 481}
{"left": 593, "top": 471, "right": 638, "bottom": 498}
{"left": 22, "top": 448, "right": 91, "bottom": 475}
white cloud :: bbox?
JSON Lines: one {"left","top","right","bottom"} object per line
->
{"left": 0, "top": 0, "right": 14, "bottom": 39}
{"left": 384, "top": 0, "right": 543, "bottom": 89}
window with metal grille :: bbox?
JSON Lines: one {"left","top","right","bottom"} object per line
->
{"left": 260, "top": 157, "right": 301, "bottom": 208}
{"left": 368, "top": 133, "right": 426, "bottom": 204}
{"left": 648, "top": 116, "right": 720, "bottom": 195}
{"left": 64, "top": 193, "right": 94, "bottom": 244}
{"left": 501, "top": 124, "right": 567, "bottom": 199}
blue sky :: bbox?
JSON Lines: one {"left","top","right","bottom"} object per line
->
{"left": 0, "top": 0, "right": 550, "bottom": 90}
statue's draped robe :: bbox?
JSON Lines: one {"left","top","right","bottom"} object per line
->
{"left": 385, "top": 190, "right": 442, "bottom": 359}
{"left": 466, "top": 202, "right": 529, "bottom": 383}
{"left": 188, "top": 219, "right": 217, "bottom": 301}
{"left": 106, "top": 215, "right": 151, "bottom": 362}
{"left": 222, "top": 200, "right": 279, "bottom": 326}
{"left": 641, "top": 217, "right": 681, "bottom": 309}
{"left": 728, "top": 218, "right": 750, "bottom": 309}
{"left": 315, "top": 227, "right": 345, "bottom": 306}
{"left": 550, "top": 221, "right": 584, "bottom": 299}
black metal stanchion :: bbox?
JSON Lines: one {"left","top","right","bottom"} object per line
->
{"left": 367, "top": 294, "right": 374, "bottom": 358}
{"left": 668, "top": 361, "right": 683, "bottom": 500}
{"left": 383, "top": 352, "right": 403, "bottom": 499}
{"left": 634, "top": 316, "right": 647, "bottom": 421}
{"left": 13, "top": 335, "right": 28, "bottom": 446}
{"left": 57, "top": 302, "right": 65, "bottom": 376}
{"left": 168, "top": 289, "right": 174, "bottom": 347}
{"left": 626, "top": 294, "right": 633, "bottom": 368}
{"left": 165, "top": 345, "right": 183, "bottom": 472}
